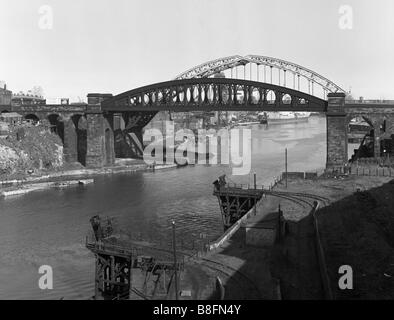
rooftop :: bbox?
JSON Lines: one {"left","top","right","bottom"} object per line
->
{"left": 12, "top": 93, "right": 44, "bottom": 99}
{"left": 0, "top": 112, "right": 22, "bottom": 118}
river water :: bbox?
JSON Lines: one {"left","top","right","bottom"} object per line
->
{"left": 0, "top": 116, "right": 327, "bottom": 300}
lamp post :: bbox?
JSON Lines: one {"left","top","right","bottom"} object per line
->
{"left": 285, "top": 148, "right": 288, "bottom": 188}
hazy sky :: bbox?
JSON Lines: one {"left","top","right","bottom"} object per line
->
{"left": 1, "top": 0, "right": 394, "bottom": 101}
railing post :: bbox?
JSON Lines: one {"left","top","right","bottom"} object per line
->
{"left": 254, "top": 172, "right": 257, "bottom": 190}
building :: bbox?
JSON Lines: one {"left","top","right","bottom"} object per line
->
{"left": 11, "top": 92, "right": 46, "bottom": 106}
{"left": 0, "top": 121, "right": 9, "bottom": 137}
{"left": 0, "top": 82, "right": 12, "bottom": 106}
{"left": 0, "top": 112, "right": 23, "bottom": 125}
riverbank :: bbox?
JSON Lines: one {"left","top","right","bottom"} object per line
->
{"left": 0, "top": 179, "right": 94, "bottom": 197}
{"left": 0, "top": 159, "right": 179, "bottom": 190}
{"left": 0, "top": 117, "right": 332, "bottom": 300}
{"left": 204, "top": 173, "right": 394, "bottom": 299}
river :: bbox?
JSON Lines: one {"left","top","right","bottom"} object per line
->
{"left": 0, "top": 115, "right": 327, "bottom": 299}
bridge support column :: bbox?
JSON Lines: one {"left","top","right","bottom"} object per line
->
{"left": 374, "top": 136, "right": 381, "bottom": 158}
{"left": 104, "top": 114, "right": 115, "bottom": 166}
{"left": 63, "top": 117, "right": 78, "bottom": 163}
{"left": 326, "top": 93, "right": 348, "bottom": 169}
{"left": 85, "top": 110, "right": 115, "bottom": 168}
{"left": 127, "top": 129, "right": 144, "bottom": 159}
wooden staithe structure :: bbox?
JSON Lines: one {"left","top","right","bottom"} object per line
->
{"left": 213, "top": 175, "right": 263, "bottom": 229}
{"left": 86, "top": 216, "right": 184, "bottom": 300}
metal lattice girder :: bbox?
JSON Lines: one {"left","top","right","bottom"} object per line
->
{"left": 174, "top": 54, "right": 345, "bottom": 95}
{"left": 101, "top": 78, "right": 328, "bottom": 112}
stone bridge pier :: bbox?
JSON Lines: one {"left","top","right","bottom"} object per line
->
{"left": 326, "top": 93, "right": 394, "bottom": 169}
{"left": 63, "top": 115, "right": 78, "bottom": 163}
{"left": 8, "top": 87, "right": 394, "bottom": 171}
{"left": 85, "top": 108, "right": 115, "bottom": 168}
{"left": 326, "top": 93, "right": 348, "bottom": 169}
{"left": 43, "top": 109, "right": 116, "bottom": 168}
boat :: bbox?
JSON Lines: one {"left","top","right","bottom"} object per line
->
{"left": 234, "top": 121, "right": 260, "bottom": 127}
{"left": 263, "top": 112, "right": 311, "bottom": 124}
{"left": 257, "top": 112, "right": 268, "bottom": 124}
{"left": 233, "top": 114, "right": 261, "bottom": 127}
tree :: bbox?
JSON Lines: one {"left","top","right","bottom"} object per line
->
{"left": 32, "top": 86, "right": 44, "bottom": 97}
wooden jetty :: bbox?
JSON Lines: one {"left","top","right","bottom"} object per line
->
{"left": 86, "top": 216, "right": 184, "bottom": 300}
{"left": 213, "top": 175, "right": 264, "bottom": 230}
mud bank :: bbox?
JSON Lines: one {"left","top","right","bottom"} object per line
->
{"left": 0, "top": 162, "right": 179, "bottom": 189}
{"left": 0, "top": 179, "right": 94, "bottom": 197}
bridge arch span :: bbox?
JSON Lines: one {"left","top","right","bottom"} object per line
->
{"left": 47, "top": 113, "right": 65, "bottom": 143}
{"left": 24, "top": 113, "right": 40, "bottom": 124}
{"left": 101, "top": 78, "right": 327, "bottom": 113}
{"left": 175, "top": 55, "right": 345, "bottom": 100}
{"left": 69, "top": 115, "right": 88, "bottom": 165}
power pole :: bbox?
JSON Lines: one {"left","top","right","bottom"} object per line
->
{"left": 172, "top": 221, "right": 179, "bottom": 300}
{"left": 285, "top": 148, "right": 288, "bottom": 188}
{"left": 254, "top": 172, "right": 257, "bottom": 189}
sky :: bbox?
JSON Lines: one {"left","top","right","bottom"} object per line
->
{"left": 1, "top": 0, "right": 394, "bottom": 101}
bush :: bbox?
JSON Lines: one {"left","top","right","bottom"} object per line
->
{"left": 0, "top": 124, "right": 64, "bottom": 177}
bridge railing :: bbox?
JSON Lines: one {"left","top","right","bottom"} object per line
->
{"left": 346, "top": 99, "right": 394, "bottom": 104}
{"left": 326, "top": 162, "right": 394, "bottom": 178}
{"left": 217, "top": 174, "right": 284, "bottom": 192}
{"left": 225, "top": 183, "right": 265, "bottom": 190}
{"left": 85, "top": 235, "right": 187, "bottom": 265}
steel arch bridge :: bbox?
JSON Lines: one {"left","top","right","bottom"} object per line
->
{"left": 174, "top": 55, "right": 346, "bottom": 98}
{"left": 101, "top": 78, "right": 327, "bottom": 112}
{"left": 102, "top": 54, "right": 345, "bottom": 113}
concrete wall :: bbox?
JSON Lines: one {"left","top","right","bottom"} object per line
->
{"left": 282, "top": 172, "right": 318, "bottom": 180}
{"left": 283, "top": 172, "right": 305, "bottom": 179}
{"left": 245, "top": 225, "right": 276, "bottom": 247}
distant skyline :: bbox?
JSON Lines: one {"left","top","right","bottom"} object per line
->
{"left": 1, "top": 0, "right": 394, "bottom": 101}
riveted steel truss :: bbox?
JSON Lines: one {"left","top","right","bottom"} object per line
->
{"left": 174, "top": 55, "right": 345, "bottom": 95}
{"left": 101, "top": 78, "right": 327, "bottom": 112}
